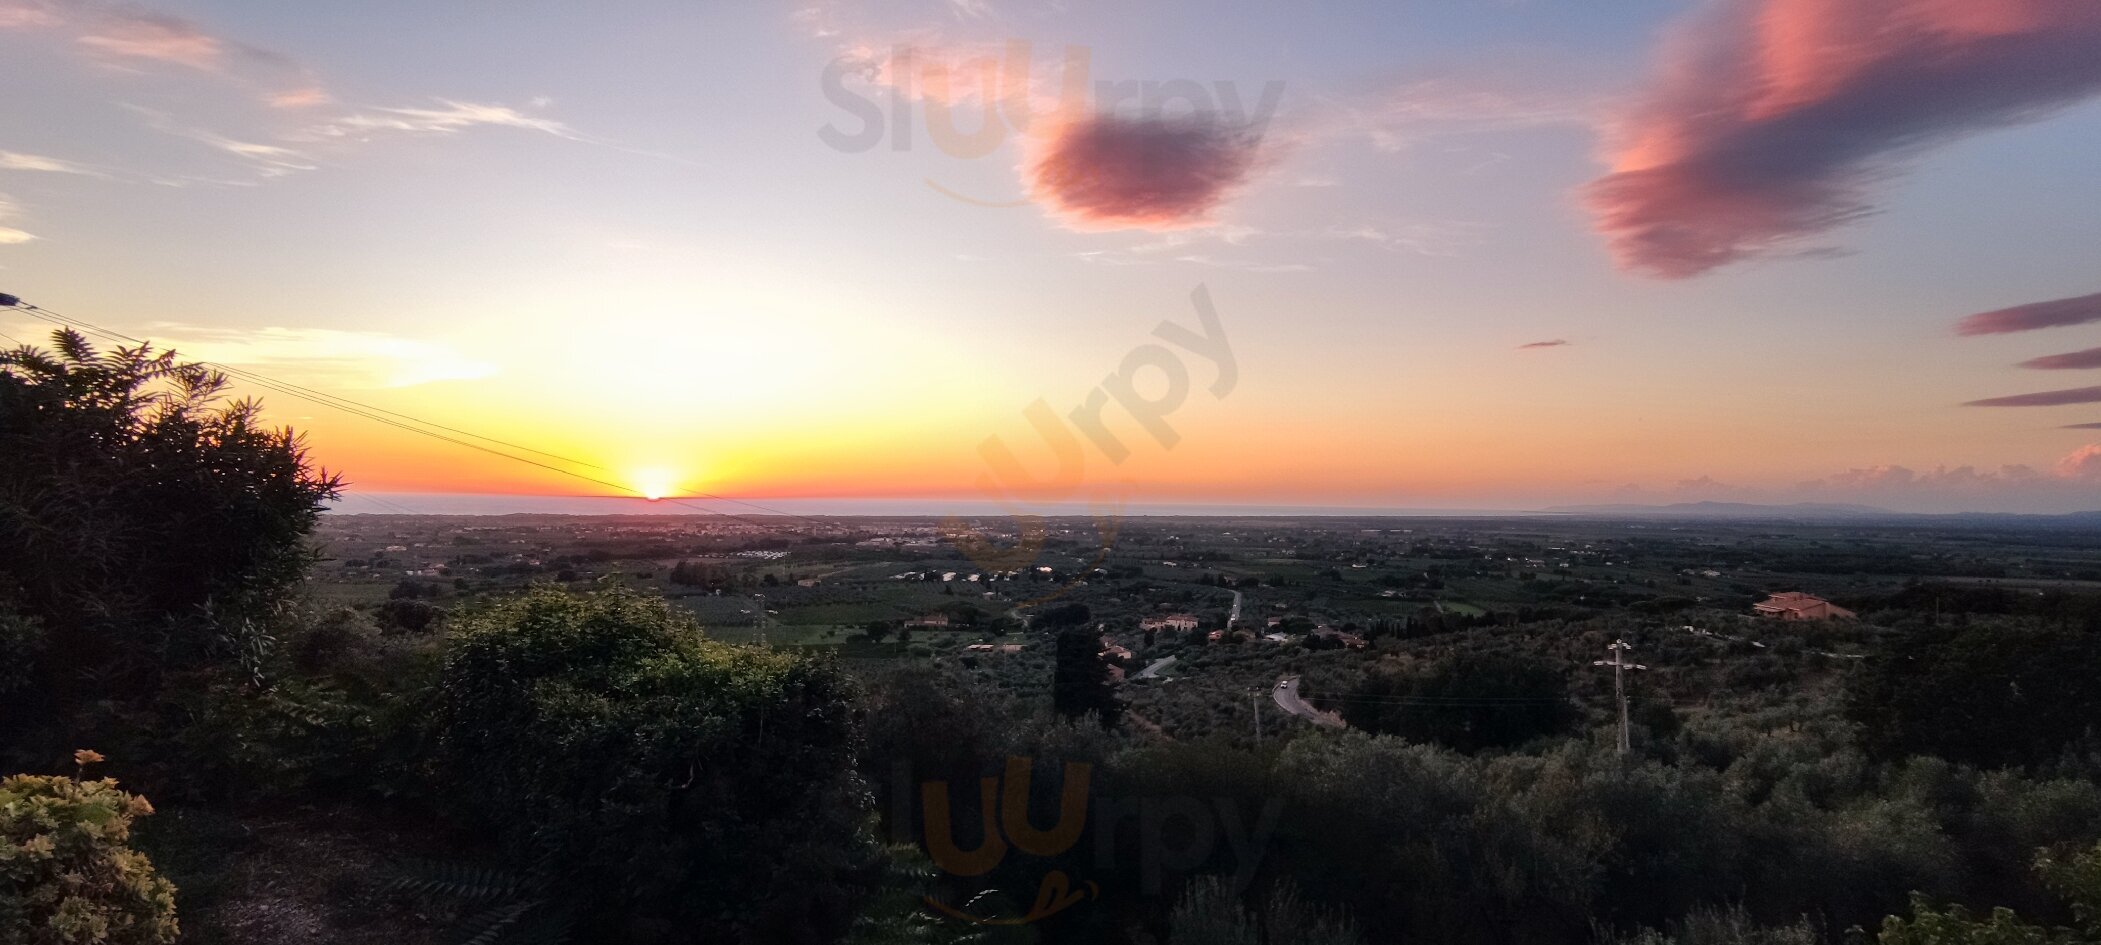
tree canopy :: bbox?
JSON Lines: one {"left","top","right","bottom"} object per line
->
{"left": 0, "top": 330, "right": 340, "bottom": 756}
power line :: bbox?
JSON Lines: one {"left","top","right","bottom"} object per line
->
{"left": 7, "top": 304, "right": 736, "bottom": 515}
{"left": 2, "top": 297, "right": 836, "bottom": 531}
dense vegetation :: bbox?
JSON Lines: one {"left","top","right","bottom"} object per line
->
{"left": 0, "top": 752, "right": 179, "bottom": 945}
{"left": 432, "top": 587, "right": 868, "bottom": 943}
{"left": 7, "top": 330, "right": 2101, "bottom": 945}
{"left": 0, "top": 331, "right": 341, "bottom": 764}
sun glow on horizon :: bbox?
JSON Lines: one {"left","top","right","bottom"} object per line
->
{"left": 631, "top": 466, "right": 680, "bottom": 502}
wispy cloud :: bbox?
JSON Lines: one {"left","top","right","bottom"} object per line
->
{"left": 2019, "top": 346, "right": 2101, "bottom": 371}
{"left": 0, "top": 193, "right": 37, "bottom": 244}
{"left": 1587, "top": 0, "right": 2101, "bottom": 278}
{"left": 306, "top": 100, "right": 578, "bottom": 139}
{"left": 0, "top": 151, "right": 103, "bottom": 176}
{"left": 2064, "top": 422, "right": 2101, "bottom": 430}
{"left": 1320, "top": 221, "right": 1488, "bottom": 257}
{"left": 1322, "top": 73, "right": 1599, "bottom": 154}
{"left": 1965, "top": 386, "right": 2101, "bottom": 408}
{"left": 126, "top": 106, "right": 319, "bottom": 178}
{"left": 294, "top": 99, "right": 682, "bottom": 165}
{"left": 1957, "top": 291, "right": 2101, "bottom": 336}
{"left": 267, "top": 86, "right": 332, "bottom": 110}
{"left": 1518, "top": 339, "right": 1570, "bottom": 350}
{"left": 75, "top": 11, "right": 229, "bottom": 71}
{"left": 0, "top": 0, "right": 59, "bottom": 29}
{"left": 6, "top": 0, "right": 325, "bottom": 109}
{"left": 143, "top": 324, "right": 497, "bottom": 389}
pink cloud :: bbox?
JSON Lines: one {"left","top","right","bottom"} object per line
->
{"left": 75, "top": 11, "right": 225, "bottom": 71}
{"left": 2055, "top": 444, "right": 2101, "bottom": 480}
{"left": 2019, "top": 346, "right": 2101, "bottom": 371}
{"left": 1586, "top": 0, "right": 2101, "bottom": 278}
{"left": 1965, "top": 386, "right": 2101, "bottom": 408}
{"left": 267, "top": 86, "right": 333, "bottom": 110}
{"left": 0, "top": 0, "right": 60, "bottom": 29}
{"left": 1025, "top": 114, "right": 1264, "bottom": 231}
{"left": 1957, "top": 291, "right": 2101, "bottom": 336}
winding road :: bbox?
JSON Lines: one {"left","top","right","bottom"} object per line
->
{"left": 1272, "top": 677, "right": 1346, "bottom": 728}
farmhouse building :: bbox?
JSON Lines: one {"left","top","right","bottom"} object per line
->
{"left": 1752, "top": 592, "right": 1855, "bottom": 621}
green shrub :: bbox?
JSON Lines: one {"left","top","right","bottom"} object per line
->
{"left": 432, "top": 586, "right": 869, "bottom": 944}
{"left": 1877, "top": 841, "right": 2101, "bottom": 944}
{"left": 288, "top": 607, "right": 381, "bottom": 676}
{"left": 1, "top": 331, "right": 341, "bottom": 756}
{"left": 1342, "top": 652, "right": 1576, "bottom": 752}
{"left": 0, "top": 603, "right": 41, "bottom": 698}
{"left": 0, "top": 754, "right": 179, "bottom": 945}
{"left": 160, "top": 676, "right": 386, "bottom": 802}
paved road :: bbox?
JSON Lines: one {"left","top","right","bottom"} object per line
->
{"left": 1135, "top": 655, "right": 1178, "bottom": 680}
{"left": 1272, "top": 677, "right": 1346, "bottom": 728}
{"left": 1228, "top": 590, "right": 1243, "bottom": 628}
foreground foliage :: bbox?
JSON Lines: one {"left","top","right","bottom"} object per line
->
{"left": 1879, "top": 841, "right": 2101, "bottom": 945}
{"left": 431, "top": 586, "right": 871, "bottom": 944}
{"left": 0, "top": 330, "right": 340, "bottom": 762}
{"left": 0, "top": 754, "right": 178, "bottom": 945}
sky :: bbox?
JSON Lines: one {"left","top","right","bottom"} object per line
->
{"left": 5, "top": 0, "right": 2101, "bottom": 513}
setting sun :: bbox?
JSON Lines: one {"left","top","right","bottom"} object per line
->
{"left": 630, "top": 467, "right": 678, "bottom": 502}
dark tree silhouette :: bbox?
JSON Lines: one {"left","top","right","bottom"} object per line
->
{"left": 0, "top": 329, "right": 341, "bottom": 755}
{"left": 1052, "top": 628, "right": 1122, "bottom": 728}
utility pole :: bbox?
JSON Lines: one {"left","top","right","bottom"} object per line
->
{"left": 1592, "top": 639, "right": 1648, "bottom": 756}
{"left": 1250, "top": 687, "right": 1264, "bottom": 743}
{"left": 754, "top": 592, "right": 767, "bottom": 647}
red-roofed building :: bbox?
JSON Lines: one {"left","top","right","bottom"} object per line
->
{"left": 1752, "top": 592, "right": 1855, "bottom": 621}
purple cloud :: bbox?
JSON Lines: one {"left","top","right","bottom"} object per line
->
{"left": 1518, "top": 339, "right": 1570, "bottom": 350}
{"left": 1026, "top": 115, "right": 1263, "bottom": 231}
{"left": 1958, "top": 291, "right": 2101, "bottom": 336}
{"left": 1966, "top": 386, "right": 2101, "bottom": 408}
{"left": 2019, "top": 346, "right": 2101, "bottom": 370}
{"left": 1586, "top": 0, "right": 2101, "bottom": 278}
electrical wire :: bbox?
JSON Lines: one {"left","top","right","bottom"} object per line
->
{"left": 3, "top": 299, "right": 837, "bottom": 530}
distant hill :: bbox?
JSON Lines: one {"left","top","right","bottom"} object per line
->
{"left": 1542, "top": 501, "right": 1899, "bottom": 519}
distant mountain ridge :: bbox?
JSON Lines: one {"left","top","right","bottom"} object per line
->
{"left": 1542, "top": 501, "right": 1902, "bottom": 519}
{"left": 1542, "top": 501, "right": 2101, "bottom": 523}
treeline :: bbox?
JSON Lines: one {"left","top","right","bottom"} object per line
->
{"left": 859, "top": 654, "right": 2101, "bottom": 944}
{"left": 8, "top": 332, "right": 2101, "bottom": 945}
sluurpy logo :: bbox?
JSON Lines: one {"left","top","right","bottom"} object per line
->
{"left": 908, "top": 756, "right": 1283, "bottom": 926}
{"left": 818, "top": 40, "right": 1285, "bottom": 208}
{"left": 919, "top": 757, "right": 1098, "bottom": 924}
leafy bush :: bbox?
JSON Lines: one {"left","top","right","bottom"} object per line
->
{"left": 287, "top": 607, "right": 381, "bottom": 676}
{"left": 377, "top": 598, "right": 441, "bottom": 634}
{"left": 0, "top": 331, "right": 340, "bottom": 759}
{"left": 1165, "top": 877, "right": 1362, "bottom": 945}
{"left": 431, "top": 586, "right": 869, "bottom": 943}
{"left": 0, "top": 753, "right": 179, "bottom": 945}
{"left": 1878, "top": 841, "right": 2101, "bottom": 945}
{"left": 1849, "top": 624, "right": 2101, "bottom": 769}
{"left": 159, "top": 676, "right": 403, "bottom": 802}
{"left": 1342, "top": 652, "right": 1576, "bottom": 752}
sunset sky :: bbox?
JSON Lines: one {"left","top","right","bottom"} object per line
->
{"left": 6, "top": 0, "right": 2101, "bottom": 512}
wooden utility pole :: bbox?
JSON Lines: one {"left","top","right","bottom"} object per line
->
{"left": 1593, "top": 639, "right": 1648, "bottom": 755}
{"left": 1251, "top": 687, "right": 1264, "bottom": 743}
